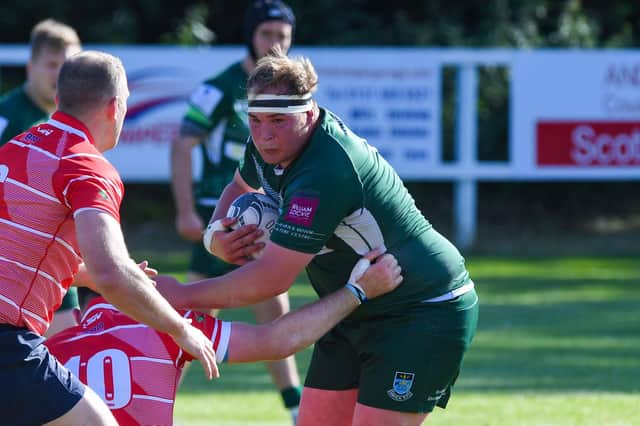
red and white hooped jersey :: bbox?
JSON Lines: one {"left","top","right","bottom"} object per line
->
{"left": 0, "top": 111, "right": 123, "bottom": 335}
{"left": 46, "top": 297, "right": 231, "bottom": 426}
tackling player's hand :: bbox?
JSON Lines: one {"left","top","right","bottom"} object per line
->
{"left": 176, "top": 209, "right": 204, "bottom": 241}
{"left": 136, "top": 260, "right": 158, "bottom": 279}
{"left": 208, "top": 217, "right": 265, "bottom": 265}
{"left": 170, "top": 319, "right": 219, "bottom": 380}
{"left": 353, "top": 248, "right": 403, "bottom": 300}
{"left": 154, "top": 274, "right": 188, "bottom": 308}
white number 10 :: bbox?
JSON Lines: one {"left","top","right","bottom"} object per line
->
{"left": 64, "top": 349, "right": 132, "bottom": 409}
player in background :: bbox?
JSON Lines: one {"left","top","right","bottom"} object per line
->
{"left": 170, "top": 0, "right": 302, "bottom": 420}
{"left": 0, "top": 51, "right": 217, "bottom": 426}
{"left": 159, "top": 49, "right": 480, "bottom": 425}
{"left": 0, "top": 18, "right": 83, "bottom": 337}
{"left": 47, "top": 249, "right": 401, "bottom": 426}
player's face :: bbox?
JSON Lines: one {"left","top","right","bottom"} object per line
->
{"left": 253, "top": 21, "right": 292, "bottom": 59}
{"left": 249, "top": 109, "right": 311, "bottom": 168}
{"left": 28, "top": 44, "right": 81, "bottom": 108}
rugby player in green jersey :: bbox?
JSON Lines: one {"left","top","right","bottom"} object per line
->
{"left": 169, "top": 1, "right": 302, "bottom": 421}
{"left": 0, "top": 19, "right": 82, "bottom": 338}
{"left": 160, "top": 48, "right": 480, "bottom": 426}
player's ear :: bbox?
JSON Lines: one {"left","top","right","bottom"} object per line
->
{"left": 106, "top": 96, "right": 118, "bottom": 120}
{"left": 304, "top": 107, "right": 314, "bottom": 124}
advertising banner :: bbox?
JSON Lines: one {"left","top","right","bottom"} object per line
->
{"left": 99, "top": 46, "right": 440, "bottom": 181}
{"left": 512, "top": 50, "right": 640, "bottom": 176}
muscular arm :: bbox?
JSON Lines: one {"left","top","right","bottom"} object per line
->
{"left": 75, "top": 209, "right": 193, "bottom": 335}
{"left": 228, "top": 287, "right": 358, "bottom": 362}
{"left": 225, "top": 251, "right": 402, "bottom": 362}
{"left": 76, "top": 209, "right": 219, "bottom": 378}
{"left": 171, "top": 133, "right": 204, "bottom": 241}
{"left": 176, "top": 243, "right": 312, "bottom": 310}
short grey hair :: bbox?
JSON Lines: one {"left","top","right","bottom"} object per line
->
{"left": 57, "top": 51, "right": 126, "bottom": 116}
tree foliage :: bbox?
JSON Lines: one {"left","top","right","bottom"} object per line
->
{"left": 0, "top": 0, "right": 637, "bottom": 47}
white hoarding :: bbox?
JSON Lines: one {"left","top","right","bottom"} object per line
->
{"left": 98, "top": 46, "right": 440, "bottom": 181}
{"left": 304, "top": 49, "right": 441, "bottom": 178}
{"left": 512, "top": 50, "right": 640, "bottom": 178}
{"left": 100, "top": 46, "right": 239, "bottom": 181}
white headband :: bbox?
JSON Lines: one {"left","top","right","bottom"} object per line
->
{"left": 247, "top": 93, "right": 313, "bottom": 114}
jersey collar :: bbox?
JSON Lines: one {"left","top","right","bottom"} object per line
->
{"left": 49, "top": 111, "right": 95, "bottom": 146}
{"left": 80, "top": 297, "right": 117, "bottom": 322}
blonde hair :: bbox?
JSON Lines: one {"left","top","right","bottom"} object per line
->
{"left": 30, "top": 19, "right": 81, "bottom": 59}
{"left": 247, "top": 45, "right": 318, "bottom": 97}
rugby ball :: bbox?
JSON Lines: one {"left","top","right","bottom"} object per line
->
{"left": 228, "top": 191, "right": 278, "bottom": 228}
{"left": 226, "top": 192, "right": 279, "bottom": 258}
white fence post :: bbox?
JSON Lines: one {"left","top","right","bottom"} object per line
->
{"left": 454, "top": 64, "right": 478, "bottom": 250}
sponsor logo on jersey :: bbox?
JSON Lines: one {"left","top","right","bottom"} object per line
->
{"left": 387, "top": 371, "right": 415, "bottom": 402}
{"left": 285, "top": 196, "right": 319, "bottom": 227}
{"left": 24, "top": 133, "right": 40, "bottom": 143}
{"left": 83, "top": 311, "right": 103, "bottom": 328}
{"left": 36, "top": 127, "right": 53, "bottom": 136}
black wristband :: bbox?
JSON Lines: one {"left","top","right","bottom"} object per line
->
{"left": 345, "top": 282, "right": 367, "bottom": 304}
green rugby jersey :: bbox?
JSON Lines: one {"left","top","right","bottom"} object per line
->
{"left": 182, "top": 62, "right": 250, "bottom": 205}
{"left": 0, "top": 86, "right": 48, "bottom": 146}
{"left": 239, "top": 108, "right": 470, "bottom": 320}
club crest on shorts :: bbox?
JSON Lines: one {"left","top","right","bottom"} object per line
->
{"left": 387, "top": 371, "right": 415, "bottom": 401}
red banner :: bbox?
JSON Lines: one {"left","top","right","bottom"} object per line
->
{"left": 537, "top": 121, "right": 640, "bottom": 166}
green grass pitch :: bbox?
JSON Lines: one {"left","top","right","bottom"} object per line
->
{"left": 132, "top": 252, "right": 639, "bottom": 426}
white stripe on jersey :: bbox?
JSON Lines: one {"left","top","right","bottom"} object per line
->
{"left": 214, "top": 321, "right": 231, "bottom": 363}
{"left": 61, "top": 174, "right": 122, "bottom": 208}
{"left": 0, "top": 216, "right": 57, "bottom": 239}
{"left": 62, "top": 152, "right": 110, "bottom": 162}
{"left": 48, "top": 118, "right": 89, "bottom": 140}
{"left": 81, "top": 302, "right": 117, "bottom": 321}
{"left": 54, "top": 236, "right": 79, "bottom": 259}
{"left": 0, "top": 295, "right": 49, "bottom": 328}
{"left": 7, "top": 140, "right": 61, "bottom": 160}
{"left": 5, "top": 177, "right": 61, "bottom": 203}
{"left": 9, "top": 139, "right": 112, "bottom": 167}
{"left": 0, "top": 293, "right": 20, "bottom": 310}
{"left": 0, "top": 255, "right": 65, "bottom": 292}
{"left": 130, "top": 356, "right": 175, "bottom": 365}
{"left": 0, "top": 217, "right": 79, "bottom": 260}
{"left": 132, "top": 394, "right": 174, "bottom": 404}
{"left": 73, "top": 207, "right": 118, "bottom": 219}
{"left": 60, "top": 323, "right": 150, "bottom": 344}
{"left": 20, "top": 306, "right": 49, "bottom": 327}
